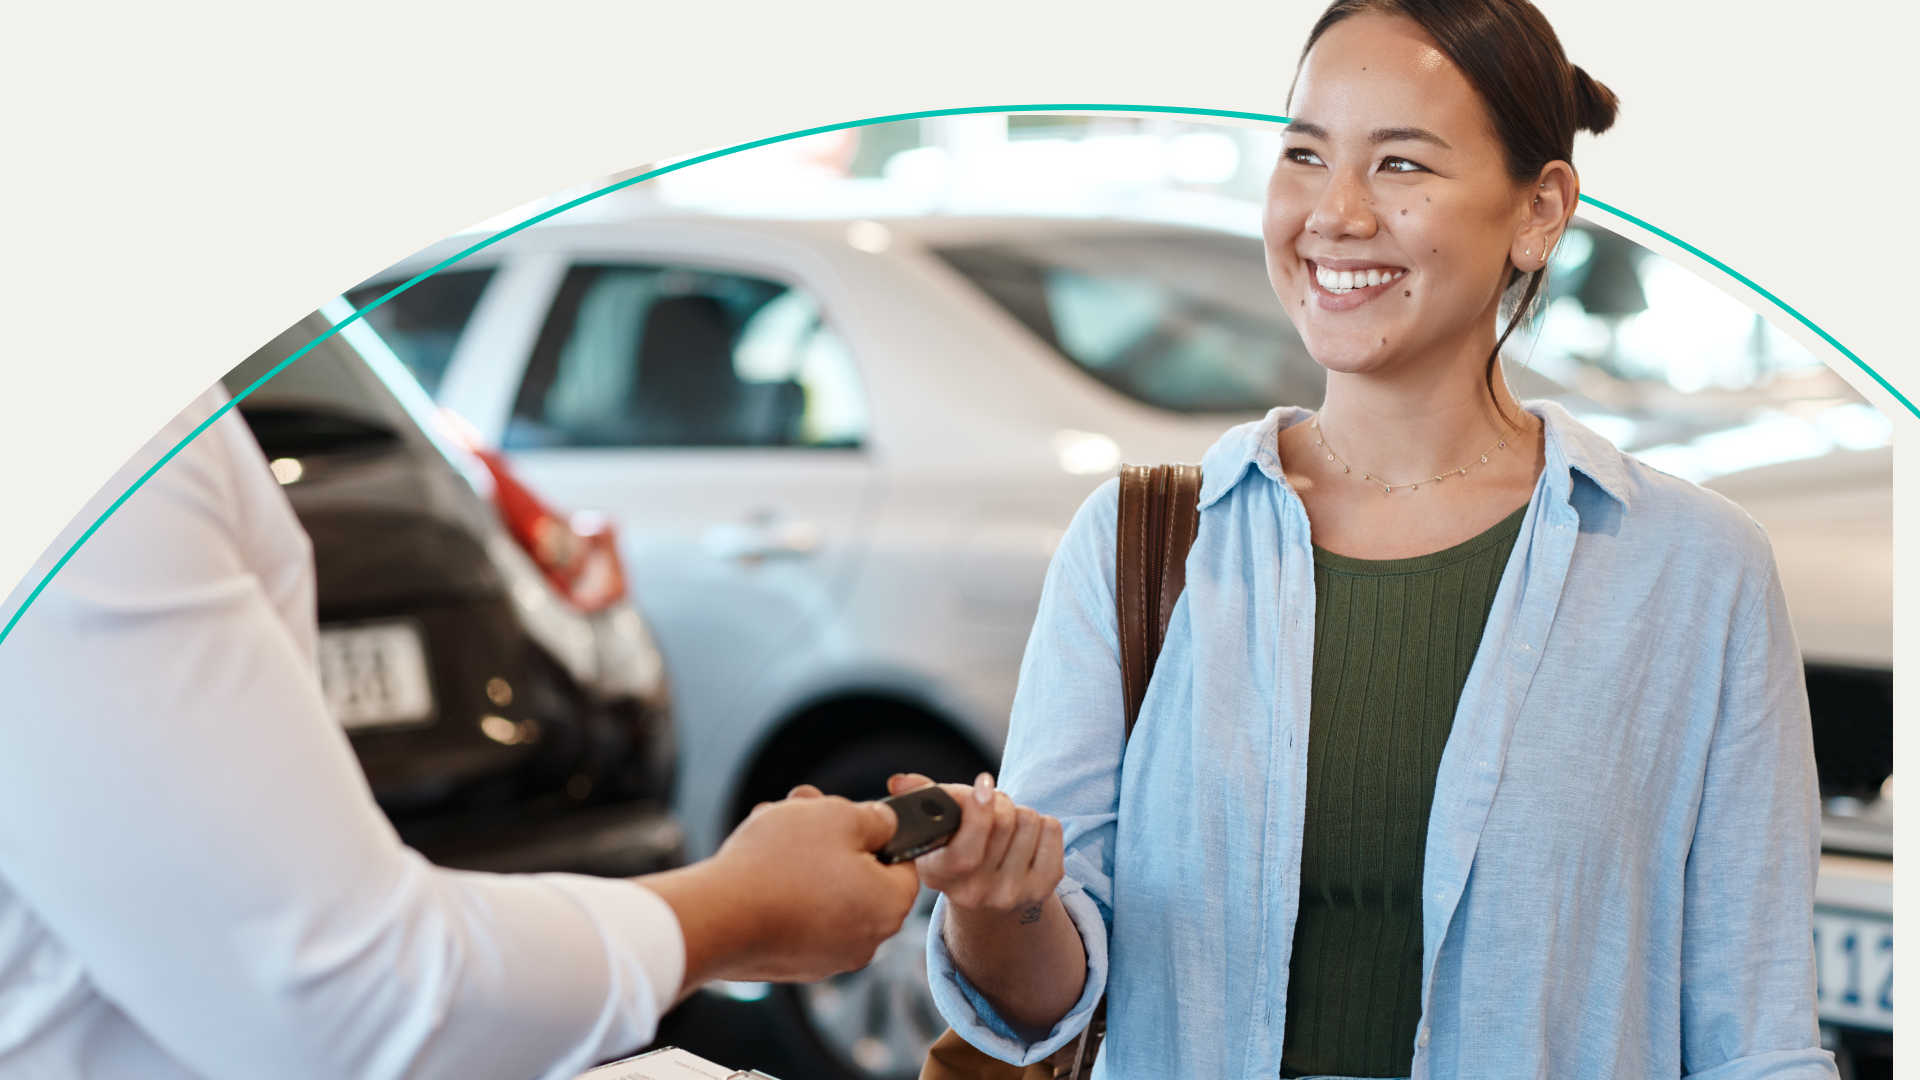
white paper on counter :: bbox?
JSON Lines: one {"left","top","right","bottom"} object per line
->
{"left": 574, "top": 1046, "right": 780, "bottom": 1080}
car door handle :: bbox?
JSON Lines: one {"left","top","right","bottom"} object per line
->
{"left": 701, "top": 518, "right": 818, "bottom": 560}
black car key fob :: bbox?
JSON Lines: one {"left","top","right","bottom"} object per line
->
{"left": 877, "top": 786, "right": 963, "bottom": 864}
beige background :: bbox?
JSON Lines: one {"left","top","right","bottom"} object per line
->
{"left": 0, "top": 0, "right": 1911, "bottom": 1041}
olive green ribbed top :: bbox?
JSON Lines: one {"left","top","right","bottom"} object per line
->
{"left": 1279, "top": 503, "right": 1528, "bottom": 1079}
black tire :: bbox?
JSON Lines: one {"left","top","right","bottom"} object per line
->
{"left": 770, "top": 735, "right": 985, "bottom": 1080}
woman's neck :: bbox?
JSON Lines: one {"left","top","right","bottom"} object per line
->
{"left": 1314, "top": 359, "right": 1532, "bottom": 486}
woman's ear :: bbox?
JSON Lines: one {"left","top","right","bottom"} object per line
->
{"left": 1513, "top": 161, "right": 1578, "bottom": 272}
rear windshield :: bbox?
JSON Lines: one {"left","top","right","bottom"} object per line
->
{"left": 935, "top": 232, "right": 1322, "bottom": 414}
{"left": 345, "top": 268, "right": 495, "bottom": 395}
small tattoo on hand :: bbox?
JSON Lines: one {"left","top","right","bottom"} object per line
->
{"left": 1019, "top": 904, "right": 1043, "bottom": 925}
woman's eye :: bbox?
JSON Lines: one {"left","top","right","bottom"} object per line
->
{"left": 1284, "top": 148, "right": 1325, "bottom": 167}
{"left": 1380, "top": 156, "right": 1428, "bottom": 174}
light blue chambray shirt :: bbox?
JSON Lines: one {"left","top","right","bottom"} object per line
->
{"left": 927, "top": 402, "right": 1835, "bottom": 1079}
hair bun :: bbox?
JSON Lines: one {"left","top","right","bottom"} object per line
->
{"left": 1570, "top": 65, "right": 1620, "bottom": 135}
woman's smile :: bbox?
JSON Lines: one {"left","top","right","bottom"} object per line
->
{"left": 1307, "top": 258, "right": 1409, "bottom": 309}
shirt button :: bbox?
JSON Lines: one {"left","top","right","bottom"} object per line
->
{"left": 1418, "top": 1026, "right": 1430, "bottom": 1047}
{"left": 1521, "top": 644, "right": 1532, "bottom": 651}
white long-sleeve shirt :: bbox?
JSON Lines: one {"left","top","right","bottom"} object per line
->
{"left": 0, "top": 388, "right": 684, "bottom": 1080}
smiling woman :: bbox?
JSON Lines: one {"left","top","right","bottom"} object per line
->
{"left": 913, "top": 1, "right": 1837, "bottom": 1078}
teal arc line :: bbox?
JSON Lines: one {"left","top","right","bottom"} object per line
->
{"left": 0, "top": 103, "right": 1903, "bottom": 649}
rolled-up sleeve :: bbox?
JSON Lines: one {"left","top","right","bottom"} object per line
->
{"left": 925, "top": 480, "right": 1128, "bottom": 1065}
{"left": 1678, "top": 556, "right": 1837, "bottom": 1078}
{"left": 0, "top": 396, "right": 681, "bottom": 1080}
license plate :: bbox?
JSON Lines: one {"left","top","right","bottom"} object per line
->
{"left": 317, "top": 620, "right": 436, "bottom": 731}
{"left": 1814, "top": 906, "right": 1893, "bottom": 1030}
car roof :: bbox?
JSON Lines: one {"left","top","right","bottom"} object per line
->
{"left": 351, "top": 211, "right": 1264, "bottom": 290}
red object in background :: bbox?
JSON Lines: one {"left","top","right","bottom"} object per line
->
{"left": 474, "top": 447, "right": 628, "bottom": 612}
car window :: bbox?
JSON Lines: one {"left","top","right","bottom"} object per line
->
{"left": 505, "top": 264, "right": 867, "bottom": 449}
{"left": 935, "top": 232, "right": 1323, "bottom": 413}
{"left": 344, "top": 268, "right": 495, "bottom": 395}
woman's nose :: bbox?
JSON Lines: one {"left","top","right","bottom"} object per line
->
{"left": 1305, "top": 167, "right": 1378, "bottom": 241}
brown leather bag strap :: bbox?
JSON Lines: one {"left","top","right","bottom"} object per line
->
{"left": 1116, "top": 463, "right": 1203, "bottom": 739}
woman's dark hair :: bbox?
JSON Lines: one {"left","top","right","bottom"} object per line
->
{"left": 1298, "top": 0, "right": 1619, "bottom": 415}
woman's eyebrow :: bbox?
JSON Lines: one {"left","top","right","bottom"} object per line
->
{"left": 1282, "top": 120, "right": 1451, "bottom": 150}
{"left": 1371, "top": 126, "right": 1451, "bottom": 148}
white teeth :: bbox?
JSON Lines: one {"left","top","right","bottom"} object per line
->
{"left": 1314, "top": 266, "right": 1403, "bottom": 294}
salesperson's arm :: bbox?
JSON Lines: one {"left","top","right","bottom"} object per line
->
{"left": 0, "top": 391, "right": 916, "bottom": 1080}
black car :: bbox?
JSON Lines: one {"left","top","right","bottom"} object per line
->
{"left": 222, "top": 308, "right": 682, "bottom": 876}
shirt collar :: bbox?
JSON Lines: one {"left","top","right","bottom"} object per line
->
{"left": 1195, "top": 400, "right": 1632, "bottom": 512}
{"left": 1531, "top": 399, "right": 1632, "bottom": 509}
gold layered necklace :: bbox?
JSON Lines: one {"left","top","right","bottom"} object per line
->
{"left": 1310, "top": 416, "right": 1510, "bottom": 495}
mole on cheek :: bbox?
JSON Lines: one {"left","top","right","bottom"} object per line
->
{"left": 1400, "top": 209, "right": 1407, "bottom": 215}
{"left": 1404, "top": 290, "right": 1411, "bottom": 297}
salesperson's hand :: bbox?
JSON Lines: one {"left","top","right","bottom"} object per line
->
{"left": 638, "top": 790, "right": 920, "bottom": 996}
{"left": 886, "top": 772, "right": 1064, "bottom": 917}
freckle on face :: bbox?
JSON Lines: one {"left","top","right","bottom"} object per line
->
{"left": 1400, "top": 209, "right": 1407, "bottom": 216}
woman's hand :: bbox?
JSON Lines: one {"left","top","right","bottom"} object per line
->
{"left": 890, "top": 771, "right": 1084, "bottom": 1040}
{"left": 887, "top": 772, "right": 1064, "bottom": 918}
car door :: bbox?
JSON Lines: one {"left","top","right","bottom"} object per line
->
{"left": 468, "top": 255, "right": 876, "bottom": 820}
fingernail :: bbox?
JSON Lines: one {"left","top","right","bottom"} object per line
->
{"left": 973, "top": 772, "right": 994, "bottom": 804}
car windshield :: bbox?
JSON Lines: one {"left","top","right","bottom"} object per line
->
{"left": 935, "top": 231, "right": 1325, "bottom": 414}
{"left": 345, "top": 269, "right": 495, "bottom": 395}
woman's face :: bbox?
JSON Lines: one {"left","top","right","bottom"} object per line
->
{"left": 1264, "top": 12, "right": 1532, "bottom": 378}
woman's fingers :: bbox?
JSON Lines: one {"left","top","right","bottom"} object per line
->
{"left": 977, "top": 790, "right": 1020, "bottom": 876}
{"left": 934, "top": 774, "right": 998, "bottom": 874}
{"left": 901, "top": 773, "right": 1062, "bottom": 915}
{"left": 997, "top": 807, "right": 1045, "bottom": 902}
{"left": 1031, "top": 815, "right": 1066, "bottom": 892}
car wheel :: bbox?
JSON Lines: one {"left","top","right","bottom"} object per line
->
{"left": 771, "top": 734, "right": 985, "bottom": 1080}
